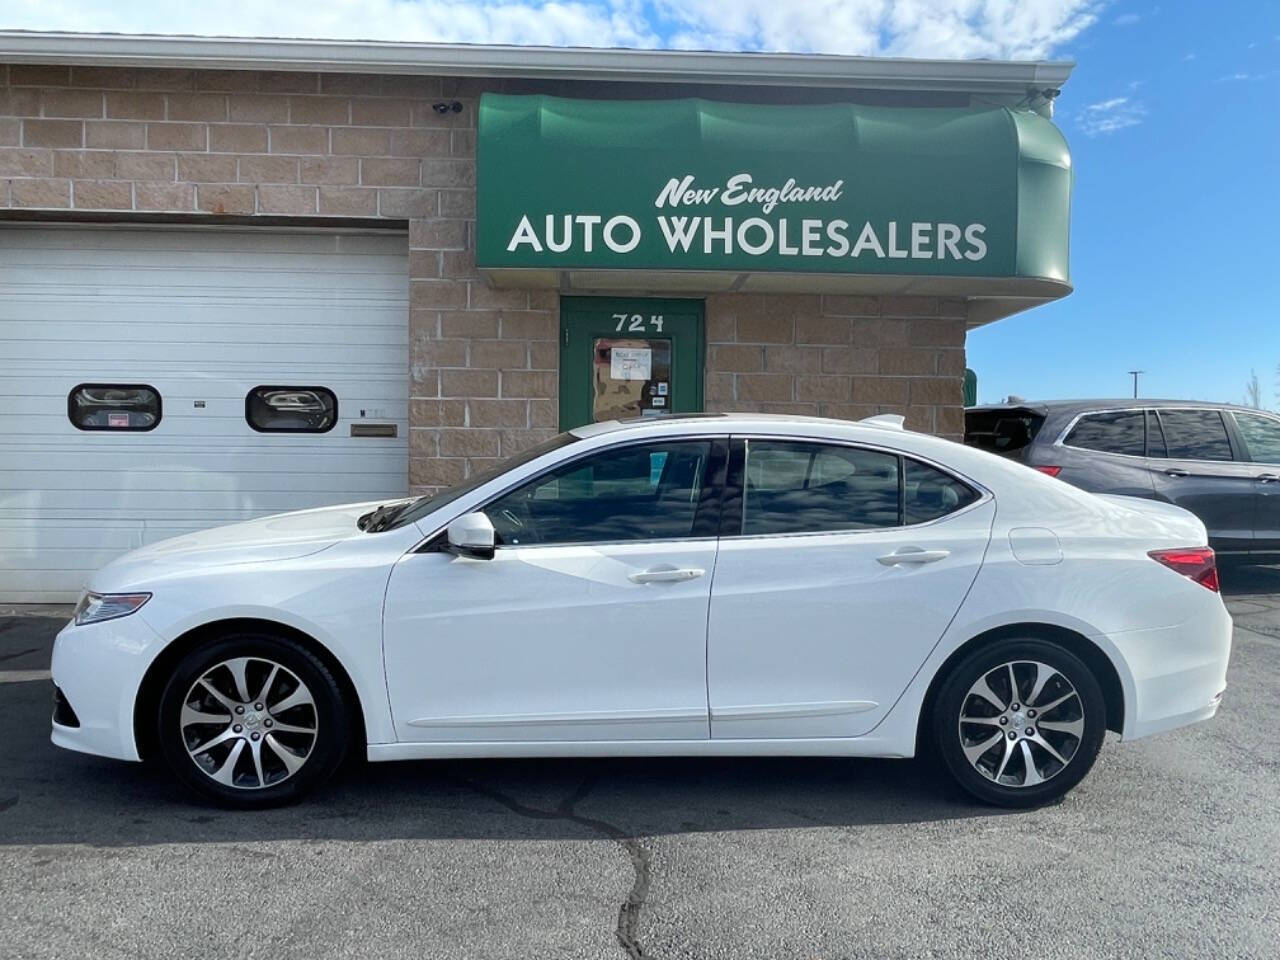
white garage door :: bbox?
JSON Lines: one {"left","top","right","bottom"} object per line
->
{"left": 0, "top": 225, "right": 409, "bottom": 603}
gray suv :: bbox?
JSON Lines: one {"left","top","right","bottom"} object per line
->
{"left": 965, "top": 399, "right": 1280, "bottom": 560}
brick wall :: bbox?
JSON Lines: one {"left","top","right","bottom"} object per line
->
{"left": 705, "top": 294, "right": 966, "bottom": 439}
{"left": 1, "top": 64, "right": 968, "bottom": 495}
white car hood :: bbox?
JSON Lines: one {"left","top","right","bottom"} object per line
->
{"left": 89, "top": 500, "right": 394, "bottom": 587}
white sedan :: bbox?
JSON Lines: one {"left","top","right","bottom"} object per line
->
{"left": 51, "top": 414, "right": 1232, "bottom": 808}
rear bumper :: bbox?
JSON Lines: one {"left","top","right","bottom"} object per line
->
{"left": 1110, "top": 596, "right": 1233, "bottom": 741}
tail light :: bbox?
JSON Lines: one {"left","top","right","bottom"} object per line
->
{"left": 1033, "top": 465, "right": 1062, "bottom": 477}
{"left": 1148, "top": 547, "right": 1219, "bottom": 592}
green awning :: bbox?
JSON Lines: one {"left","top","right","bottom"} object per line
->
{"left": 476, "top": 94, "right": 1072, "bottom": 325}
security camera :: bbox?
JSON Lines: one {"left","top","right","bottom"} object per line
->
{"left": 432, "top": 101, "right": 464, "bottom": 114}
{"left": 1042, "top": 88, "right": 1061, "bottom": 100}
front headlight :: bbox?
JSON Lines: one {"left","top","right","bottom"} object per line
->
{"left": 73, "top": 591, "right": 152, "bottom": 626}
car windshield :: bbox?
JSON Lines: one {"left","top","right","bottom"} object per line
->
{"left": 378, "top": 432, "right": 580, "bottom": 531}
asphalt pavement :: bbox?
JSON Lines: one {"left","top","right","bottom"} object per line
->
{"left": 2, "top": 569, "right": 1278, "bottom": 959}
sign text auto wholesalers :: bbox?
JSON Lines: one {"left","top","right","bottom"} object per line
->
{"left": 503, "top": 173, "right": 989, "bottom": 265}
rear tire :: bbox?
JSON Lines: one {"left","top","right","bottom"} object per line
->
{"left": 932, "top": 639, "right": 1106, "bottom": 808}
{"left": 156, "top": 633, "right": 350, "bottom": 808}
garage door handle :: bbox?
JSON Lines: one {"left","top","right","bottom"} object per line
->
{"left": 877, "top": 549, "right": 950, "bottom": 566}
{"left": 629, "top": 567, "right": 705, "bottom": 584}
{"left": 1164, "top": 468, "right": 1190, "bottom": 478}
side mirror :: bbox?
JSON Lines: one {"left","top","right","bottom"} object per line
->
{"left": 446, "top": 512, "right": 496, "bottom": 560}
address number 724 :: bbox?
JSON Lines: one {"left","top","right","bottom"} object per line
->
{"left": 613, "top": 313, "right": 664, "bottom": 333}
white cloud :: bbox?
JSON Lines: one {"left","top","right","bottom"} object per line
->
{"left": 0, "top": 0, "right": 1101, "bottom": 59}
{"left": 1113, "top": 12, "right": 1141, "bottom": 26}
{"left": 1076, "top": 95, "right": 1146, "bottom": 135}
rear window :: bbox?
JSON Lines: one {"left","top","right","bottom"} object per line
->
{"left": 1156, "top": 409, "right": 1233, "bottom": 461}
{"left": 963, "top": 408, "right": 1045, "bottom": 454}
{"left": 1064, "top": 410, "right": 1145, "bottom": 456}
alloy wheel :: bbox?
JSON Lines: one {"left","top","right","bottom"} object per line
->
{"left": 179, "top": 656, "right": 319, "bottom": 790}
{"left": 957, "top": 659, "right": 1084, "bottom": 788}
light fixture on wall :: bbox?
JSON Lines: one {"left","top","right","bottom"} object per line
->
{"left": 432, "top": 101, "right": 464, "bottom": 115}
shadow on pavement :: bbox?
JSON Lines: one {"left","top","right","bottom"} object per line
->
{"left": 1219, "top": 562, "right": 1280, "bottom": 598}
{"left": 0, "top": 615, "right": 1007, "bottom": 850}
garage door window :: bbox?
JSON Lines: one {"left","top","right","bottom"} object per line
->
{"left": 246, "top": 386, "right": 337, "bottom": 433}
{"left": 67, "top": 384, "right": 161, "bottom": 431}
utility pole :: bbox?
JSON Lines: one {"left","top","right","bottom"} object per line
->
{"left": 1128, "top": 370, "right": 1144, "bottom": 398}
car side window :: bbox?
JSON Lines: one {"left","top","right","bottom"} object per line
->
{"left": 1156, "top": 409, "right": 1233, "bottom": 461}
{"left": 483, "top": 439, "right": 712, "bottom": 546}
{"left": 742, "top": 440, "right": 899, "bottom": 535}
{"left": 1233, "top": 412, "right": 1280, "bottom": 464}
{"left": 1064, "top": 410, "right": 1144, "bottom": 457}
{"left": 904, "top": 458, "right": 980, "bottom": 524}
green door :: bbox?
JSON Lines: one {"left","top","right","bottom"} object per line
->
{"left": 559, "top": 297, "right": 705, "bottom": 430}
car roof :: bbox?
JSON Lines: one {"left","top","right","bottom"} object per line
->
{"left": 570, "top": 412, "right": 909, "bottom": 439}
{"left": 967, "top": 398, "right": 1259, "bottom": 416}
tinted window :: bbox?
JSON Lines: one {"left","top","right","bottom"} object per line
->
{"left": 1145, "top": 410, "right": 1167, "bottom": 458}
{"left": 1234, "top": 412, "right": 1280, "bottom": 463}
{"left": 484, "top": 440, "right": 712, "bottom": 546}
{"left": 964, "top": 408, "right": 1045, "bottom": 453}
{"left": 904, "top": 459, "right": 980, "bottom": 524}
{"left": 68, "top": 384, "right": 160, "bottom": 431}
{"left": 246, "top": 386, "right": 336, "bottom": 433}
{"left": 1064, "top": 410, "right": 1145, "bottom": 456}
{"left": 1157, "top": 409, "right": 1233, "bottom": 461}
{"left": 742, "top": 441, "right": 899, "bottom": 535}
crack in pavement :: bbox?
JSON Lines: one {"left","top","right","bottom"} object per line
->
{"left": 0, "top": 646, "right": 39, "bottom": 663}
{"left": 452, "top": 774, "right": 652, "bottom": 959}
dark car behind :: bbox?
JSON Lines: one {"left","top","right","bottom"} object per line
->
{"left": 965, "top": 399, "right": 1280, "bottom": 560}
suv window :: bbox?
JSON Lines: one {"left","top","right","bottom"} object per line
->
{"left": 964, "top": 408, "right": 1045, "bottom": 454}
{"left": 1234, "top": 412, "right": 1280, "bottom": 463}
{"left": 484, "top": 440, "right": 712, "bottom": 546}
{"left": 1146, "top": 410, "right": 1167, "bottom": 458}
{"left": 1064, "top": 410, "right": 1145, "bottom": 457}
{"left": 904, "top": 459, "right": 980, "bottom": 524}
{"left": 1156, "top": 409, "right": 1233, "bottom": 461}
{"left": 743, "top": 441, "right": 900, "bottom": 535}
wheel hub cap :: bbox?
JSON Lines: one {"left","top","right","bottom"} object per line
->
{"left": 957, "top": 659, "right": 1084, "bottom": 788}
{"left": 179, "top": 656, "right": 318, "bottom": 791}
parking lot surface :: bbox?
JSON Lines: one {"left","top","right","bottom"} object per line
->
{"left": 3, "top": 571, "right": 1278, "bottom": 960}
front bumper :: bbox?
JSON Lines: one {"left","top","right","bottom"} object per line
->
{"left": 1113, "top": 595, "right": 1233, "bottom": 741}
{"left": 50, "top": 612, "right": 165, "bottom": 762}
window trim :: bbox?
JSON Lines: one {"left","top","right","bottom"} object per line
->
{"left": 418, "top": 434, "right": 732, "bottom": 552}
{"left": 67, "top": 382, "right": 162, "bottom": 433}
{"left": 244, "top": 384, "right": 338, "bottom": 435}
{"left": 723, "top": 434, "right": 989, "bottom": 541}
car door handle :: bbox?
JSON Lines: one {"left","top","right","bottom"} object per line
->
{"left": 1164, "top": 468, "right": 1190, "bottom": 478}
{"left": 1258, "top": 473, "right": 1280, "bottom": 484}
{"left": 876, "top": 548, "right": 951, "bottom": 566}
{"left": 628, "top": 567, "right": 705, "bottom": 584}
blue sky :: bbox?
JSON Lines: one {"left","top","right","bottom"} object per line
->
{"left": 966, "top": 1, "right": 1280, "bottom": 406}
{"left": 3, "top": 0, "right": 1277, "bottom": 404}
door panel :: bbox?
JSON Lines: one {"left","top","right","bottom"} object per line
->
{"left": 1230, "top": 410, "right": 1280, "bottom": 553}
{"left": 707, "top": 438, "right": 994, "bottom": 740}
{"left": 708, "top": 500, "right": 994, "bottom": 739}
{"left": 383, "top": 540, "right": 716, "bottom": 742}
{"left": 1148, "top": 409, "right": 1253, "bottom": 554}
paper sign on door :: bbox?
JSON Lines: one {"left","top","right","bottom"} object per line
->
{"left": 610, "top": 347, "right": 652, "bottom": 381}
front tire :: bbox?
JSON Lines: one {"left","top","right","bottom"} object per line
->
{"left": 932, "top": 640, "right": 1106, "bottom": 808}
{"left": 156, "top": 633, "right": 350, "bottom": 808}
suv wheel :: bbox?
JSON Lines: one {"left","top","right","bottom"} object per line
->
{"left": 933, "top": 640, "right": 1106, "bottom": 807}
{"left": 156, "top": 633, "right": 350, "bottom": 808}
